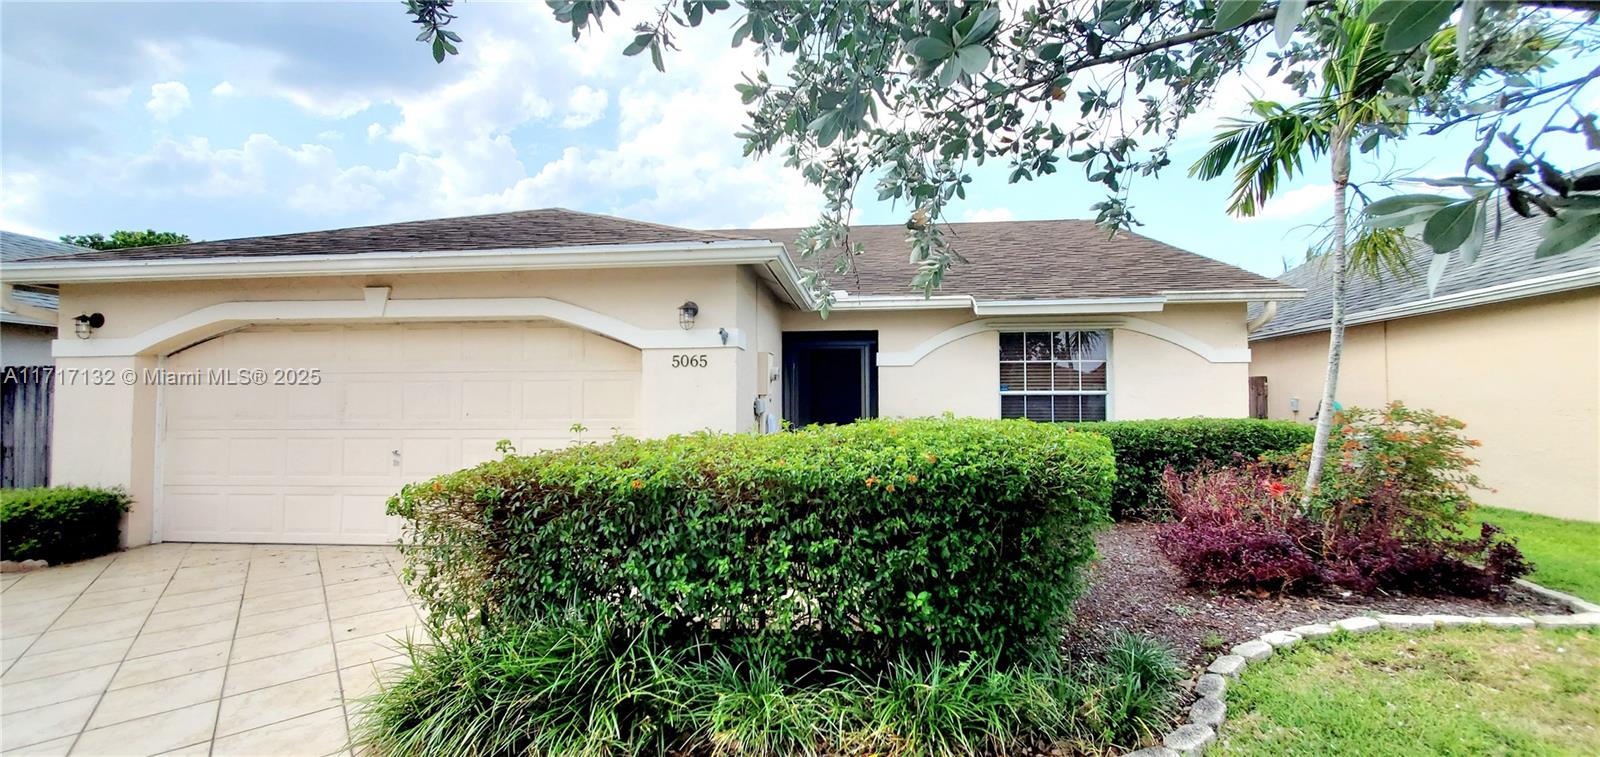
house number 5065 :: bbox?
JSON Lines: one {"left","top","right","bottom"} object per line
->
{"left": 671, "top": 354, "right": 708, "bottom": 368}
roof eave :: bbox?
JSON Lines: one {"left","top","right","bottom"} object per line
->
{"left": 1250, "top": 266, "right": 1600, "bottom": 341}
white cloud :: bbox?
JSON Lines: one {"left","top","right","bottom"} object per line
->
{"left": 366, "top": 123, "right": 386, "bottom": 142}
{"left": 961, "top": 207, "right": 1016, "bottom": 222}
{"left": 211, "top": 80, "right": 237, "bottom": 97}
{"left": 146, "top": 81, "right": 191, "bottom": 121}
{"left": 561, "top": 85, "right": 609, "bottom": 129}
{"left": 1231, "top": 183, "right": 1333, "bottom": 222}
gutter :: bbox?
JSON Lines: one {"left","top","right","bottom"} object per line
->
{"left": 1251, "top": 266, "right": 1600, "bottom": 341}
{"left": 1245, "top": 301, "right": 1280, "bottom": 332}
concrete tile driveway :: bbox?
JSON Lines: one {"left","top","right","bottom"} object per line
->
{"left": 1, "top": 543, "right": 420, "bottom": 756}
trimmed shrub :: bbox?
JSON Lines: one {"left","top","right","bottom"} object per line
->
{"left": 390, "top": 418, "right": 1115, "bottom": 667}
{"left": 1066, "top": 418, "right": 1314, "bottom": 520}
{"left": 1157, "top": 404, "right": 1530, "bottom": 598}
{"left": 1, "top": 486, "right": 130, "bottom": 563}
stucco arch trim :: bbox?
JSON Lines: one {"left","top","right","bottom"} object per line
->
{"left": 877, "top": 316, "right": 1250, "bottom": 367}
{"left": 53, "top": 288, "right": 745, "bottom": 358}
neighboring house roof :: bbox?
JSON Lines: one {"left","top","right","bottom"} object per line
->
{"left": 1251, "top": 214, "right": 1600, "bottom": 340}
{"left": 1, "top": 231, "right": 92, "bottom": 321}
{"left": 716, "top": 220, "right": 1287, "bottom": 301}
{"left": 0, "top": 231, "right": 90, "bottom": 262}
{"left": 24, "top": 209, "right": 744, "bottom": 262}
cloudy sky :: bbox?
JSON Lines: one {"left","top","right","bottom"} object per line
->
{"left": 0, "top": 2, "right": 1590, "bottom": 278}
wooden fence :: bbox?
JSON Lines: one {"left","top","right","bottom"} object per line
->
{"left": 2, "top": 368, "right": 53, "bottom": 488}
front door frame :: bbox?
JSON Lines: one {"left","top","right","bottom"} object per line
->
{"left": 782, "top": 331, "right": 879, "bottom": 426}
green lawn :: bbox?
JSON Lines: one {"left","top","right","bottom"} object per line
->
{"left": 1218, "top": 628, "right": 1600, "bottom": 757}
{"left": 1473, "top": 505, "right": 1600, "bottom": 603}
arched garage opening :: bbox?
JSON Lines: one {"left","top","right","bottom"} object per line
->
{"left": 157, "top": 320, "right": 641, "bottom": 544}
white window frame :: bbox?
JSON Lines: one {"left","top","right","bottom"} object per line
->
{"left": 996, "top": 328, "right": 1114, "bottom": 422}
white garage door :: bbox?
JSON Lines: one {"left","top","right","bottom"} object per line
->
{"left": 160, "top": 321, "right": 641, "bottom": 544}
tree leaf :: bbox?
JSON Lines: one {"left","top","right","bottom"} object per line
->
{"left": 955, "top": 45, "right": 993, "bottom": 77}
{"left": 623, "top": 33, "right": 653, "bottom": 57}
{"left": 1458, "top": 200, "right": 1487, "bottom": 267}
{"left": 1274, "top": 0, "right": 1308, "bottom": 47}
{"left": 1422, "top": 200, "right": 1478, "bottom": 254}
{"left": 1382, "top": 0, "right": 1455, "bottom": 53}
{"left": 1535, "top": 212, "right": 1600, "bottom": 258}
{"left": 1365, "top": 193, "right": 1454, "bottom": 217}
{"left": 908, "top": 36, "right": 954, "bottom": 61}
{"left": 1426, "top": 250, "right": 1450, "bottom": 297}
{"left": 432, "top": 35, "right": 446, "bottom": 63}
{"left": 1214, "top": 0, "right": 1264, "bottom": 31}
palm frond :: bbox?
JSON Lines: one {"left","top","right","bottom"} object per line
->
{"left": 1188, "top": 103, "right": 1330, "bottom": 217}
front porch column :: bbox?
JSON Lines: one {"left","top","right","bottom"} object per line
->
{"left": 50, "top": 354, "right": 160, "bottom": 547}
{"left": 638, "top": 346, "right": 743, "bottom": 437}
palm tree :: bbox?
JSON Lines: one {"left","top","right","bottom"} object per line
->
{"left": 1190, "top": 5, "right": 1407, "bottom": 505}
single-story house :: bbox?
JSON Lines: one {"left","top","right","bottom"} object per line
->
{"left": 0, "top": 209, "right": 1301, "bottom": 546}
{"left": 1248, "top": 216, "right": 1600, "bottom": 522}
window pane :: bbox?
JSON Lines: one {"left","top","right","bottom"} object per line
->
{"left": 1024, "top": 362, "right": 1052, "bottom": 390}
{"left": 1001, "top": 395, "right": 1024, "bottom": 419}
{"left": 1075, "top": 330, "right": 1110, "bottom": 361}
{"left": 1024, "top": 395, "right": 1054, "bottom": 422}
{"left": 1053, "top": 361, "right": 1081, "bottom": 391}
{"left": 1079, "top": 361, "right": 1107, "bottom": 391}
{"left": 1054, "top": 395, "right": 1081, "bottom": 422}
{"left": 1025, "top": 332, "right": 1051, "bottom": 361}
{"left": 1081, "top": 394, "right": 1107, "bottom": 421}
{"left": 999, "top": 332, "right": 1024, "bottom": 361}
{"left": 999, "top": 362, "right": 1024, "bottom": 392}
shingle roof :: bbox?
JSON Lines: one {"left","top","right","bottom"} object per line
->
{"left": 714, "top": 220, "right": 1285, "bottom": 300}
{"left": 22, "top": 209, "right": 746, "bottom": 263}
{"left": 1, "top": 231, "right": 91, "bottom": 262}
{"left": 12, "top": 210, "right": 1284, "bottom": 302}
{"left": 1250, "top": 214, "right": 1600, "bottom": 339}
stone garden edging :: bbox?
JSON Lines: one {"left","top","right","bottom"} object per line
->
{"left": 1123, "top": 580, "right": 1600, "bottom": 757}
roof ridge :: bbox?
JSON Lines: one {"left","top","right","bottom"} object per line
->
{"left": 552, "top": 208, "right": 748, "bottom": 242}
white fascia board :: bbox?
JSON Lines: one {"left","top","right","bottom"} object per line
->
{"left": 1162, "top": 288, "right": 1307, "bottom": 302}
{"left": 972, "top": 297, "right": 1167, "bottom": 316}
{"left": 830, "top": 295, "right": 974, "bottom": 310}
{"left": 1249, "top": 266, "right": 1600, "bottom": 341}
{"left": 0, "top": 240, "right": 791, "bottom": 285}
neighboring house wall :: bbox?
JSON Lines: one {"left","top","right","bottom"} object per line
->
{"left": 781, "top": 302, "right": 1251, "bottom": 420}
{"left": 2, "top": 323, "right": 55, "bottom": 366}
{"left": 1249, "top": 288, "right": 1600, "bottom": 522}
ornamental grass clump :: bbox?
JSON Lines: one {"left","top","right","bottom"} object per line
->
{"left": 390, "top": 417, "right": 1115, "bottom": 668}
{"left": 1157, "top": 402, "right": 1530, "bottom": 597}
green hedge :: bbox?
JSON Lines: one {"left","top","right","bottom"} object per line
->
{"left": 1066, "top": 418, "right": 1314, "bottom": 519}
{"left": 1, "top": 487, "right": 130, "bottom": 563}
{"left": 391, "top": 418, "right": 1115, "bottom": 667}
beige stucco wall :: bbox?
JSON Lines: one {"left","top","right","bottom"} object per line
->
{"left": 781, "top": 302, "right": 1252, "bottom": 420}
{"left": 1249, "top": 288, "right": 1600, "bottom": 521}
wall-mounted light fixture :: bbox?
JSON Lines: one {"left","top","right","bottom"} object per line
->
{"left": 73, "top": 312, "right": 105, "bottom": 339}
{"left": 678, "top": 301, "right": 699, "bottom": 330}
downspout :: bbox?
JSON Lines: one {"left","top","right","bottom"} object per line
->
{"left": 1245, "top": 301, "right": 1280, "bottom": 333}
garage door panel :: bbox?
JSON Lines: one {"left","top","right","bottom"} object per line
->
{"left": 285, "top": 437, "right": 341, "bottom": 478}
{"left": 582, "top": 378, "right": 639, "bottom": 420}
{"left": 401, "top": 382, "right": 454, "bottom": 422}
{"left": 343, "top": 382, "right": 400, "bottom": 422}
{"left": 461, "top": 381, "right": 519, "bottom": 422}
{"left": 522, "top": 380, "right": 577, "bottom": 419}
{"left": 161, "top": 321, "right": 641, "bottom": 545}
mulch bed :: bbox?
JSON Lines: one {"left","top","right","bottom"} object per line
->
{"left": 1063, "top": 522, "right": 1570, "bottom": 668}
